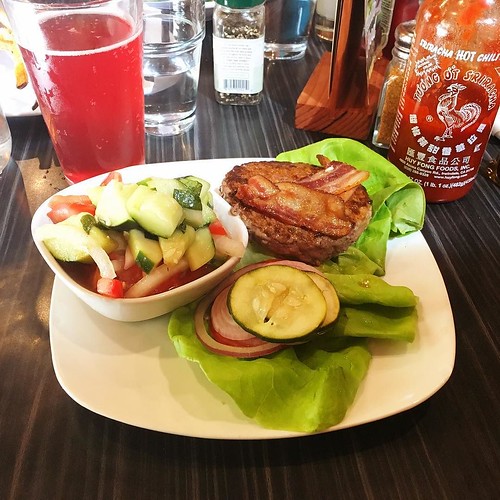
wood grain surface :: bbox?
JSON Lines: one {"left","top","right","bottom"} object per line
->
{"left": 1, "top": 25, "right": 499, "bottom": 500}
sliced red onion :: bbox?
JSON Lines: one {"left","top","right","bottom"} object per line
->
{"left": 194, "top": 294, "right": 284, "bottom": 359}
{"left": 210, "top": 286, "right": 258, "bottom": 342}
{"left": 192, "top": 259, "right": 327, "bottom": 359}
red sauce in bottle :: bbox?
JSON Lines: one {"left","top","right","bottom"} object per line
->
{"left": 388, "top": 0, "right": 500, "bottom": 202}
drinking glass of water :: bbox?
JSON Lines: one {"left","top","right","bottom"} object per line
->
{"left": 143, "top": 1, "right": 205, "bottom": 136}
{"left": 264, "top": 0, "right": 317, "bottom": 60}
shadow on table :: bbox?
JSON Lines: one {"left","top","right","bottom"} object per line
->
{"left": 8, "top": 115, "right": 57, "bottom": 168}
{"left": 68, "top": 394, "right": 429, "bottom": 471}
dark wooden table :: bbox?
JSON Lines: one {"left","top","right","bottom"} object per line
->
{"left": 1, "top": 26, "right": 499, "bottom": 500}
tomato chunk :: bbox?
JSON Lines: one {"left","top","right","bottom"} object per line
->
{"left": 97, "top": 278, "right": 124, "bottom": 298}
{"left": 48, "top": 195, "right": 94, "bottom": 208}
{"left": 150, "top": 264, "right": 215, "bottom": 295}
{"left": 47, "top": 202, "right": 96, "bottom": 223}
{"left": 100, "top": 171, "right": 123, "bottom": 186}
{"left": 208, "top": 219, "right": 227, "bottom": 236}
{"left": 116, "top": 263, "right": 144, "bottom": 291}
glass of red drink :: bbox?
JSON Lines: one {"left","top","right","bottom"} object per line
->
{"left": 3, "top": 0, "right": 145, "bottom": 184}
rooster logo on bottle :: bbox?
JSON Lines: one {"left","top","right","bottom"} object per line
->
{"left": 434, "top": 83, "right": 481, "bottom": 141}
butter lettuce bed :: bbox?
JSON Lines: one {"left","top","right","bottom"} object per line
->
{"left": 168, "top": 139, "right": 426, "bottom": 433}
{"left": 277, "top": 138, "right": 426, "bottom": 274}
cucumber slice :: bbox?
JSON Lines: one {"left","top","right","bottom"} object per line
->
{"left": 159, "top": 225, "right": 196, "bottom": 265}
{"left": 306, "top": 272, "right": 340, "bottom": 328}
{"left": 180, "top": 175, "right": 216, "bottom": 227}
{"left": 178, "top": 177, "right": 203, "bottom": 197}
{"left": 201, "top": 202, "right": 217, "bottom": 226}
{"left": 95, "top": 180, "right": 138, "bottom": 230}
{"left": 36, "top": 213, "right": 117, "bottom": 263}
{"left": 146, "top": 177, "right": 203, "bottom": 211}
{"left": 182, "top": 207, "right": 204, "bottom": 228}
{"left": 181, "top": 176, "right": 210, "bottom": 201}
{"left": 185, "top": 226, "right": 215, "bottom": 271}
{"left": 176, "top": 177, "right": 203, "bottom": 210}
{"left": 126, "top": 184, "right": 184, "bottom": 238}
{"left": 228, "top": 265, "right": 327, "bottom": 343}
{"left": 182, "top": 205, "right": 216, "bottom": 228}
{"left": 144, "top": 177, "right": 185, "bottom": 197}
{"left": 128, "top": 229, "right": 162, "bottom": 274}
{"left": 173, "top": 189, "right": 202, "bottom": 210}
{"left": 87, "top": 185, "right": 104, "bottom": 206}
{"left": 136, "top": 177, "right": 152, "bottom": 187}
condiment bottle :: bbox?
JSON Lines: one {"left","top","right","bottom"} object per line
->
{"left": 212, "top": 0, "right": 265, "bottom": 105}
{"left": 372, "top": 20, "right": 415, "bottom": 148}
{"left": 388, "top": 0, "right": 500, "bottom": 203}
{"left": 382, "top": 0, "right": 419, "bottom": 59}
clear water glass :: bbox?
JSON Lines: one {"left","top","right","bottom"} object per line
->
{"left": 264, "top": 0, "right": 317, "bottom": 60}
{"left": 143, "top": 1, "right": 205, "bottom": 136}
{"left": 0, "top": 104, "right": 12, "bottom": 174}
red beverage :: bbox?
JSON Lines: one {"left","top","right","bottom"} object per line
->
{"left": 20, "top": 13, "right": 145, "bottom": 184}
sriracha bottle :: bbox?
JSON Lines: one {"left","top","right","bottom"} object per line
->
{"left": 388, "top": 0, "right": 500, "bottom": 202}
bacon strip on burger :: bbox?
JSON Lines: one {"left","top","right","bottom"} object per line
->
{"left": 220, "top": 156, "right": 372, "bottom": 265}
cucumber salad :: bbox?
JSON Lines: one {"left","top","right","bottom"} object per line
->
{"left": 36, "top": 172, "right": 245, "bottom": 299}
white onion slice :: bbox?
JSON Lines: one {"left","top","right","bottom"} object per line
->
{"left": 123, "top": 244, "right": 136, "bottom": 270}
{"left": 212, "top": 234, "right": 246, "bottom": 259}
{"left": 125, "top": 259, "right": 189, "bottom": 298}
{"left": 88, "top": 243, "right": 116, "bottom": 279}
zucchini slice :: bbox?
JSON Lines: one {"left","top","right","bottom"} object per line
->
{"left": 228, "top": 265, "right": 327, "bottom": 343}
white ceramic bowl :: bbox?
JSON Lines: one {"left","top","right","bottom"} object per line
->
{"left": 31, "top": 163, "right": 248, "bottom": 322}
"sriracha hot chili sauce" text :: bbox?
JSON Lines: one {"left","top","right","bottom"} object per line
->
{"left": 20, "top": 13, "right": 145, "bottom": 184}
{"left": 388, "top": 0, "right": 500, "bottom": 203}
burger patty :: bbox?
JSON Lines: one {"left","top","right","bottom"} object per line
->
{"left": 220, "top": 160, "right": 372, "bottom": 265}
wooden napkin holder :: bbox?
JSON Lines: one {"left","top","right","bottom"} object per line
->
{"left": 295, "top": 0, "right": 388, "bottom": 140}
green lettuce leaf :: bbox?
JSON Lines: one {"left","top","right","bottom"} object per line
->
{"left": 330, "top": 305, "right": 418, "bottom": 343}
{"left": 168, "top": 305, "right": 371, "bottom": 432}
{"left": 276, "top": 138, "right": 426, "bottom": 272}
{"left": 167, "top": 270, "right": 418, "bottom": 432}
{"left": 325, "top": 273, "right": 418, "bottom": 308}
{"left": 321, "top": 273, "right": 418, "bottom": 342}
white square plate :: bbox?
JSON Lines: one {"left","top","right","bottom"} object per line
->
{"left": 47, "top": 158, "right": 456, "bottom": 439}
